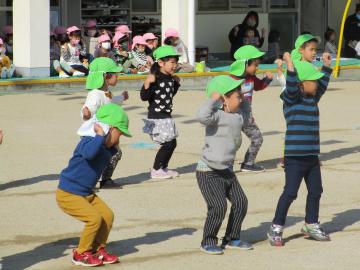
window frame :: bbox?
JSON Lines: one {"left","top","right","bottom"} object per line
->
{"left": 196, "top": 0, "right": 266, "bottom": 14}
{"left": 132, "top": 0, "right": 162, "bottom": 15}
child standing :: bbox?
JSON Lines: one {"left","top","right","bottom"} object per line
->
{"left": 232, "top": 45, "right": 273, "bottom": 172}
{"left": 267, "top": 52, "right": 332, "bottom": 247}
{"left": 140, "top": 45, "right": 180, "bottom": 179}
{"left": 57, "top": 103, "right": 131, "bottom": 266}
{"left": 196, "top": 74, "right": 253, "bottom": 255}
{"left": 324, "top": 27, "right": 337, "bottom": 55}
{"left": 80, "top": 57, "right": 128, "bottom": 188}
{"left": 291, "top": 34, "right": 319, "bottom": 62}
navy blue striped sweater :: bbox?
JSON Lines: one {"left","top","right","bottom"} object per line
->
{"left": 282, "top": 66, "right": 332, "bottom": 156}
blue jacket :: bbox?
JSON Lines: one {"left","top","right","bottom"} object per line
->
{"left": 58, "top": 135, "right": 117, "bottom": 196}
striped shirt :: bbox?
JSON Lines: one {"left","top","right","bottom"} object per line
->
{"left": 282, "top": 66, "right": 332, "bottom": 156}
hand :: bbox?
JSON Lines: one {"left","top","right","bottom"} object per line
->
{"left": 274, "top": 58, "right": 283, "bottom": 68}
{"left": 0, "top": 130, "right": 3, "bottom": 145}
{"left": 322, "top": 52, "right": 332, "bottom": 67}
{"left": 211, "top": 92, "right": 223, "bottom": 102}
{"left": 233, "top": 26, "right": 240, "bottom": 36}
{"left": 145, "top": 73, "right": 156, "bottom": 84}
{"left": 122, "top": 90, "right": 129, "bottom": 101}
{"left": 282, "top": 52, "right": 294, "bottom": 71}
{"left": 173, "top": 75, "right": 180, "bottom": 84}
{"left": 265, "top": 71, "right": 273, "bottom": 80}
{"left": 139, "top": 66, "right": 146, "bottom": 72}
{"left": 82, "top": 106, "right": 91, "bottom": 120}
{"left": 130, "top": 68, "right": 137, "bottom": 74}
{"left": 94, "top": 123, "right": 105, "bottom": 136}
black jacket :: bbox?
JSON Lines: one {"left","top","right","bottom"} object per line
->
{"left": 343, "top": 13, "right": 360, "bottom": 57}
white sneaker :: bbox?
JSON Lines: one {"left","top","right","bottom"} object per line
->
{"left": 1, "top": 67, "right": 8, "bottom": 79}
{"left": 151, "top": 168, "right": 172, "bottom": 179}
{"left": 73, "top": 71, "right": 85, "bottom": 77}
{"left": 59, "top": 71, "right": 70, "bottom": 78}
{"left": 7, "top": 64, "right": 15, "bottom": 78}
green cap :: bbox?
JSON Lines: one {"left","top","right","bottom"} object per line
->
{"left": 230, "top": 59, "right": 246, "bottom": 76}
{"left": 96, "top": 103, "right": 131, "bottom": 137}
{"left": 153, "top": 45, "right": 180, "bottom": 61}
{"left": 294, "top": 60, "right": 324, "bottom": 81}
{"left": 291, "top": 34, "right": 319, "bottom": 61}
{"left": 86, "top": 57, "right": 123, "bottom": 90}
{"left": 206, "top": 75, "right": 244, "bottom": 97}
{"left": 234, "top": 45, "right": 265, "bottom": 61}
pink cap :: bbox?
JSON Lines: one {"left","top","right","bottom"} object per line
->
{"left": 98, "top": 34, "right": 111, "bottom": 43}
{"left": 143, "top": 33, "right": 157, "bottom": 41}
{"left": 54, "top": 26, "right": 67, "bottom": 35}
{"left": 112, "top": 32, "right": 125, "bottom": 44}
{"left": 115, "top": 25, "right": 132, "bottom": 34}
{"left": 0, "top": 38, "right": 3, "bottom": 45}
{"left": 50, "top": 31, "right": 55, "bottom": 37}
{"left": 164, "top": 28, "right": 179, "bottom": 38}
{"left": 2, "top": 25, "right": 13, "bottom": 35}
{"left": 67, "top": 26, "right": 81, "bottom": 35}
{"left": 132, "top": 35, "right": 147, "bottom": 49}
{"left": 85, "top": 19, "right": 97, "bottom": 28}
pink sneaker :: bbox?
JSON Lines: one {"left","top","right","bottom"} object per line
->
{"left": 151, "top": 168, "right": 172, "bottom": 179}
{"left": 164, "top": 168, "right": 180, "bottom": 178}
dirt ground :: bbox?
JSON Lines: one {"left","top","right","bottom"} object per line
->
{"left": 0, "top": 80, "right": 360, "bottom": 270}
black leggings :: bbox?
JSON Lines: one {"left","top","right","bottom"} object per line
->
{"left": 153, "top": 139, "right": 177, "bottom": 170}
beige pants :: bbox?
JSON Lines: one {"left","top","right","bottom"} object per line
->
{"left": 56, "top": 189, "right": 114, "bottom": 253}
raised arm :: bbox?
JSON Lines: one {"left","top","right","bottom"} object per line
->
{"left": 197, "top": 93, "right": 222, "bottom": 126}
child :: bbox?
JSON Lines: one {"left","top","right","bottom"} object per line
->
{"left": 233, "top": 45, "right": 273, "bottom": 172}
{"left": 60, "top": 26, "right": 89, "bottom": 76}
{"left": 143, "top": 32, "right": 159, "bottom": 60}
{"left": 123, "top": 35, "right": 153, "bottom": 74}
{"left": 140, "top": 45, "right": 180, "bottom": 179}
{"left": 56, "top": 103, "right": 131, "bottom": 266}
{"left": 267, "top": 52, "right": 332, "bottom": 247}
{"left": 243, "top": 28, "right": 260, "bottom": 47}
{"left": 80, "top": 57, "right": 128, "bottom": 188}
{"left": 291, "top": 33, "right": 319, "bottom": 62}
{"left": 0, "top": 38, "right": 15, "bottom": 79}
{"left": 1, "top": 25, "right": 13, "bottom": 60}
{"left": 196, "top": 74, "right": 253, "bottom": 255}
{"left": 112, "top": 32, "right": 132, "bottom": 67}
{"left": 83, "top": 19, "right": 99, "bottom": 57}
{"left": 264, "top": 30, "right": 281, "bottom": 64}
{"left": 164, "top": 28, "right": 194, "bottom": 73}
{"left": 324, "top": 27, "right": 337, "bottom": 55}
{"left": 115, "top": 25, "right": 132, "bottom": 50}
{"left": 94, "top": 34, "right": 115, "bottom": 60}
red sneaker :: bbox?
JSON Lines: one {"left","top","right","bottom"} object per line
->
{"left": 96, "top": 247, "right": 119, "bottom": 264}
{"left": 72, "top": 249, "right": 103, "bottom": 267}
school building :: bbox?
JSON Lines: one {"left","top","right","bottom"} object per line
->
{"left": 0, "top": 0, "right": 359, "bottom": 77}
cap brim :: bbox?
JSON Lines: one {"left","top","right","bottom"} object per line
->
{"left": 307, "top": 72, "right": 324, "bottom": 81}
{"left": 119, "top": 127, "right": 132, "bottom": 137}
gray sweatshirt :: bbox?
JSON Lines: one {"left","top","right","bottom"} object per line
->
{"left": 197, "top": 99, "right": 243, "bottom": 170}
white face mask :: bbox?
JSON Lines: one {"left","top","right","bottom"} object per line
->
{"left": 0, "top": 47, "right": 5, "bottom": 54}
{"left": 101, "top": 42, "right": 111, "bottom": 50}
{"left": 247, "top": 19, "right": 256, "bottom": 27}
{"left": 87, "top": 30, "right": 97, "bottom": 37}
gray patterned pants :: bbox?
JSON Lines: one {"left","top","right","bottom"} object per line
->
{"left": 101, "top": 149, "right": 122, "bottom": 181}
{"left": 242, "top": 120, "right": 263, "bottom": 165}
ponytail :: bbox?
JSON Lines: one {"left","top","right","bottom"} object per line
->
{"left": 150, "top": 61, "right": 162, "bottom": 79}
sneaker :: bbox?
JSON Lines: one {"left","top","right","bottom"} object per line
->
{"left": 151, "top": 168, "right": 172, "bottom": 179}
{"left": 267, "top": 225, "right": 284, "bottom": 247}
{"left": 99, "top": 179, "right": 123, "bottom": 189}
{"left": 72, "top": 249, "right": 103, "bottom": 267}
{"left": 59, "top": 70, "right": 70, "bottom": 78}
{"left": 221, "top": 239, "right": 253, "bottom": 250}
{"left": 200, "top": 245, "right": 224, "bottom": 255}
{"left": 73, "top": 71, "right": 85, "bottom": 77}
{"left": 7, "top": 64, "right": 15, "bottom": 78}
{"left": 301, "top": 223, "right": 330, "bottom": 241}
{"left": 164, "top": 168, "right": 180, "bottom": 178}
{"left": 241, "top": 163, "right": 265, "bottom": 172}
{"left": 96, "top": 247, "right": 119, "bottom": 264}
{"left": 1, "top": 67, "right": 8, "bottom": 79}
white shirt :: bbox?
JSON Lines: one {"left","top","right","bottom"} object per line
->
{"left": 355, "top": 41, "right": 360, "bottom": 56}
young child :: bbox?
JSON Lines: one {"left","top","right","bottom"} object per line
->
{"left": 164, "top": 28, "right": 194, "bottom": 73}
{"left": 140, "top": 45, "right": 180, "bottom": 179}
{"left": 232, "top": 45, "right": 273, "bottom": 172}
{"left": 267, "top": 52, "right": 332, "bottom": 247}
{"left": 123, "top": 35, "right": 153, "bottom": 74}
{"left": 60, "top": 26, "right": 89, "bottom": 76}
{"left": 0, "top": 38, "right": 15, "bottom": 78}
{"left": 112, "top": 32, "right": 132, "bottom": 67}
{"left": 143, "top": 32, "right": 159, "bottom": 60}
{"left": 94, "top": 34, "right": 115, "bottom": 60}
{"left": 80, "top": 57, "right": 128, "bottom": 188}
{"left": 324, "top": 27, "right": 337, "bottom": 55}
{"left": 83, "top": 19, "right": 99, "bottom": 57}
{"left": 196, "top": 74, "right": 253, "bottom": 255}
{"left": 291, "top": 33, "right": 319, "bottom": 62}
{"left": 1, "top": 25, "right": 13, "bottom": 60}
{"left": 243, "top": 28, "right": 260, "bottom": 47}
{"left": 56, "top": 103, "right": 130, "bottom": 266}
{"left": 264, "top": 30, "right": 281, "bottom": 64}
{"left": 115, "top": 25, "right": 132, "bottom": 50}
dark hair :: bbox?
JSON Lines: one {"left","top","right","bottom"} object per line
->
{"left": 164, "top": 37, "right": 173, "bottom": 46}
{"left": 300, "top": 38, "right": 319, "bottom": 49}
{"left": 69, "top": 30, "right": 82, "bottom": 38}
{"left": 150, "top": 56, "right": 179, "bottom": 79}
{"left": 301, "top": 31, "right": 312, "bottom": 35}
{"left": 268, "top": 30, "right": 280, "bottom": 43}
{"left": 57, "top": 33, "right": 69, "bottom": 45}
{"left": 224, "top": 88, "right": 239, "bottom": 98}
{"left": 324, "top": 27, "right": 335, "bottom": 41}
{"left": 356, "top": 3, "right": 360, "bottom": 12}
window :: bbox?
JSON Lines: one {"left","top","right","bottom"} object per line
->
{"left": 231, "top": 0, "right": 262, "bottom": 9}
{"left": 269, "top": 0, "right": 297, "bottom": 9}
{"left": 133, "top": 0, "right": 160, "bottom": 13}
{"left": 198, "top": 0, "right": 229, "bottom": 11}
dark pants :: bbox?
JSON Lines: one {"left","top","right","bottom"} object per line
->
{"left": 101, "top": 149, "right": 122, "bottom": 182}
{"left": 273, "top": 156, "right": 323, "bottom": 226}
{"left": 197, "top": 170, "right": 248, "bottom": 246}
{"left": 153, "top": 139, "right": 177, "bottom": 170}
{"left": 70, "top": 64, "right": 89, "bottom": 75}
